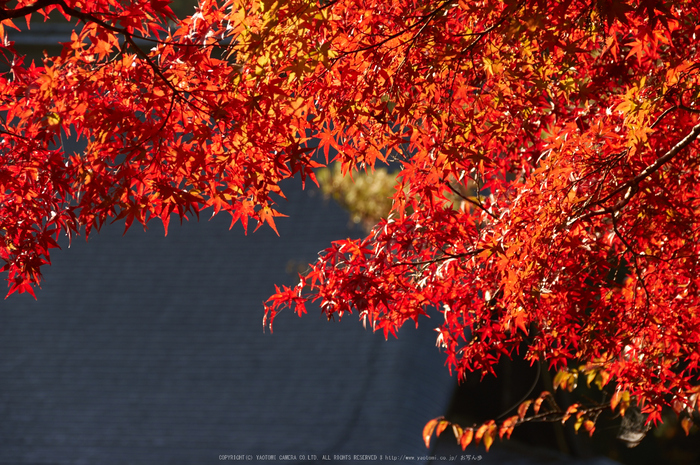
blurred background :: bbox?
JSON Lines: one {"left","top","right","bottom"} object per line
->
{"left": 0, "top": 181, "right": 456, "bottom": 463}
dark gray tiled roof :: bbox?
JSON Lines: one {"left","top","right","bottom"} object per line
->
{"left": 0, "top": 185, "right": 456, "bottom": 464}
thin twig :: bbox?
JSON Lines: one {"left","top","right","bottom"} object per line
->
{"left": 497, "top": 360, "right": 542, "bottom": 420}
{"left": 392, "top": 249, "right": 483, "bottom": 267}
{"left": 572, "top": 120, "right": 700, "bottom": 223}
{"left": 445, "top": 179, "right": 498, "bottom": 219}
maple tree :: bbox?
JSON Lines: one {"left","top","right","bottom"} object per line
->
{"left": 2, "top": 0, "right": 700, "bottom": 452}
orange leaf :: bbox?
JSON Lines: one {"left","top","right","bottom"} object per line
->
{"left": 610, "top": 390, "right": 622, "bottom": 411}
{"left": 499, "top": 415, "right": 519, "bottom": 439}
{"left": 681, "top": 417, "right": 693, "bottom": 436}
{"left": 436, "top": 420, "right": 449, "bottom": 437}
{"left": 474, "top": 420, "right": 495, "bottom": 447}
{"left": 474, "top": 423, "right": 488, "bottom": 445}
{"left": 460, "top": 428, "right": 474, "bottom": 450}
{"left": 423, "top": 419, "right": 438, "bottom": 448}
{"left": 611, "top": 390, "right": 630, "bottom": 415}
{"left": 534, "top": 391, "right": 550, "bottom": 414}
{"left": 518, "top": 400, "right": 532, "bottom": 419}
{"left": 562, "top": 403, "right": 580, "bottom": 424}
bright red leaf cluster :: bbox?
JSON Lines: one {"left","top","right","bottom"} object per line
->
{"left": 2, "top": 0, "right": 700, "bottom": 446}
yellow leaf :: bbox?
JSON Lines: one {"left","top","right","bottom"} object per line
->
{"left": 483, "top": 57, "right": 493, "bottom": 76}
{"left": 483, "top": 422, "right": 497, "bottom": 451}
{"left": 474, "top": 423, "right": 488, "bottom": 445}
{"left": 47, "top": 112, "right": 61, "bottom": 126}
{"left": 553, "top": 370, "right": 567, "bottom": 391}
{"left": 594, "top": 370, "right": 611, "bottom": 390}
{"left": 586, "top": 369, "right": 597, "bottom": 387}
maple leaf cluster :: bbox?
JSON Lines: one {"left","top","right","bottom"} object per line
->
{"left": 2, "top": 0, "right": 700, "bottom": 448}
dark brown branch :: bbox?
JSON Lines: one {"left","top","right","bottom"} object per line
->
{"left": 0, "top": 0, "right": 58, "bottom": 21}
{"left": 52, "top": 0, "right": 215, "bottom": 116}
{"left": 461, "top": 0, "right": 524, "bottom": 54}
{"left": 496, "top": 361, "right": 542, "bottom": 420}
{"left": 444, "top": 179, "right": 498, "bottom": 219}
{"left": 517, "top": 403, "right": 610, "bottom": 425}
{"left": 392, "top": 249, "right": 483, "bottom": 267}
{"left": 611, "top": 213, "right": 650, "bottom": 309}
{"left": 339, "top": 0, "right": 453, "bottom": 56}
{"left": 649, "top": 105, "right": 678, "bottom": 129}
{"left": 0, "top": 128, "right": 30, "bottom": 141}
{"left": 573, "top": 120, "right": 700, "bottom": 223}
{"left": 318, "top": 0, "right": 341, "bottom": 10}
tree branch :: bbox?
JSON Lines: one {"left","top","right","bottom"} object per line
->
{"left": 460, "top": 0, "right": 524, "bottom": 54}
{"left": 391, "top": 249, "right": 483, "bottom": 267}
{"left": 444, "top": 179, "right": 498, "bottom": 219}
{"left": 50, "top": 0, "right": 214, "bottom": 116}
{"left": 338, "top": 0, "right": 453, "bottom": 56}
{"left": 0, "top": 0, "right": 58, "bottom": 21}
{"left": 574, "top": 120, "right": 700, "bottom": 223}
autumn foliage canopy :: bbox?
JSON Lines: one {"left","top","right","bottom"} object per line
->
{"left": 2, "top": 0, "right": 700, "bottom": 450}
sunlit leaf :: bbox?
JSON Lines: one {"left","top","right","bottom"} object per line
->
{"left": 423, "top": 419, "right": 438, "bottom": 448}
{"left": 460, "top": 428, "right": 474, "bottom": 450}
